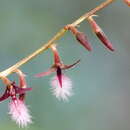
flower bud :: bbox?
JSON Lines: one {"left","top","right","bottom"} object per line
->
{"left": 88, "top": 16, "right": 114, "bottom": 51}
{"left": 68, "top": 25, "right": 92, "bottom": 51}
{"left": 76, "top": 32, "right": 92, "bottom": 51}
{"left": 124, "top": 0, "right": 130, "bottom": 6}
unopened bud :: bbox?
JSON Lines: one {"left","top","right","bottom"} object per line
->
{"left": 88, "top": 16, "right": 114, "bottom": 51}
{"left": 124, "top": 0, "right": 130, "bottom": 6}
{"left": 76, "top": 32, "right": 92, "bottom": 51}
{"left": 68, "top": 25, "right": 92, "bottom": 51}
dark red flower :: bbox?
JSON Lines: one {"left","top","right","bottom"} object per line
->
{"left": 35, "top": 44, "right": 80, "bottom": 88}
{"left": 0, "top": 70, "right": 33, "bottom": 127}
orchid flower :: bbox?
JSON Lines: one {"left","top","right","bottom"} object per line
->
{"left": 0, "top": 71, "right": 32, "bottom": 128}
{"left": 35, "top": 44, "right": 80, "bottom": 101}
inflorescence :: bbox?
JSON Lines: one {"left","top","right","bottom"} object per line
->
{"left": 0, "top": 0, "right": 129, "bottom": 128}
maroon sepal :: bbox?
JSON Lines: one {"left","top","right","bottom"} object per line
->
{"left": 56, "top": 67, "right": 62, "bottom": 88}
{"left": 76, "top": 32, "right": 92, "bottom": 51}
{"left": 63, "top": 59, "right": 80, "bottom": 70}
{"left": 12, "top": 82, "right": 32, "bottom": 94}
{"left": 15, "top": 87, "right": 32, "bottom": 94}
{"left": 35, "top": 67, "right": 56, "bottom": 77}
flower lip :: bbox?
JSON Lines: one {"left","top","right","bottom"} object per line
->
{"left": 51, "top": 74, "right": 73, "bottom": 101}
{"left": 9, "top": 99, "right": 32, "bottom": 128}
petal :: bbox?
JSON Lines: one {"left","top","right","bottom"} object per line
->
{"left": 88, "top": 16, "right": 114, "bottom": 51}
{"left": 15, "top": 87, "right": 32, "bottom": 95}
{"left": 56, "top": 67, "right": 62, "bottom": 88}
{"left": 35, "top": 67, "right": 56, "bottom": 77}
{"left": 63, "top": 59, "right": 80, "bottom": 70}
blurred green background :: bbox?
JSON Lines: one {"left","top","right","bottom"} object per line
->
{"left": 0, "top": 0, "right": 130, "bottom": 130}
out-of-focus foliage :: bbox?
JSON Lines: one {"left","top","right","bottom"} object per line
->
{"left": 0, "top": 0, "right": 130, "bottom": 130}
